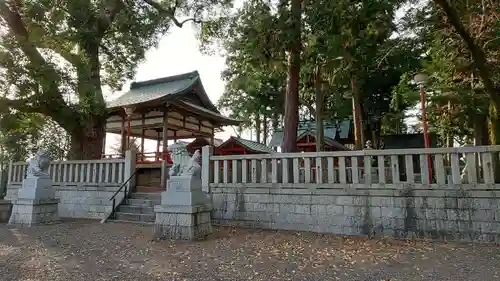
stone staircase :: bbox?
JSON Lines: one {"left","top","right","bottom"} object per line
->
{"left": 111, "top": 191, "right": 161, "bottom": 224}
{"left": 109, "top": 167, "right": 164, "bottom": 224}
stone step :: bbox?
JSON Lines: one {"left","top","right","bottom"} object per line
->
{"left": 108, "top": 219, "right": 154, "bottom": 225}
{"left": 114, "top": 212, "right": 155, "bottom": 223}
{"left": 129, "top": 192, "right": 162, "bottom": 200}
{"left": 136, "top": 179, "right": 162, "bottom": 186}
{"left": 117, "top": 205, "right": 154, "bottom": 214}
{"left": 126, "top": 198, "right": 160, "bottom": 207}
{"left": 135, "top": 186, "right": 164, "bottom": 193}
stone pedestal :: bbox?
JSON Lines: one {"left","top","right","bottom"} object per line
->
{"left": 154, "top": 176, "right": 212, "bottom": 240}
{"left": 0, "top": 200, "right": 12, "bottom": 222}
{"left": 17, "top": 177, "right": 55, "bottom": 200}
{"left": 9, "top": 176, "right": 59, "bottom": 226}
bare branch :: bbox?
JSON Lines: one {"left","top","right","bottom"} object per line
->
{"left": 142, "top": 0, "right": 202, "bottom": 28}
{"left": 483, "top": 37, "right": 500, "bottom": 49}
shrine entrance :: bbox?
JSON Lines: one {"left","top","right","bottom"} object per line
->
{"left": 102, "top": 71, "right": 238, "bottom": 192}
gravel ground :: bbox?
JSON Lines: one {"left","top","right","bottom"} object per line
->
{"left": 1, "top": 219, "right": 500, "bottom": 281}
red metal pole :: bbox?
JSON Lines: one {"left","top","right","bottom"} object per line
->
{"left": 420, "top": 85, "right": 433, "bottom": 183}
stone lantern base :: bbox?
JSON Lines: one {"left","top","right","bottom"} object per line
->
{"left": 154, "top": 175, "right": 213, "bottom": 240}
{"left": 154, "top": 205, "right": 212, "bottom": 240}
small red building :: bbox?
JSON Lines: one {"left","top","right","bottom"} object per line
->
{"left": 186, "top": 137, "right": 223, "bottom": 154}
{"left": 215, "top": 136, "right": 275, "bottom": 155}
{"left": 268, "top": 120, "right": 354, "bottom": 152}
{"left": 296, "top": 130, "right": 348, "bottom": 152}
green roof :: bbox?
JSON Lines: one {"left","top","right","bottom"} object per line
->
{"left": 105, "top": 71, "right": 241, "bottom": 126}
{"left": 107, "top": 71, "right": 203, "bottom": 109}
{"left": 221, "top": 137, "right": 275, "bottom": 153}
{"left": 296, "top": 130, "right": 348, "bottom": 150}
{"left": 268, "top": 120, "right": 351, "bottom": 148}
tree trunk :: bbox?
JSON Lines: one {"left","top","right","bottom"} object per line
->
{"left": 489, "top": 101, "right": 500, "bottom": 182}
{"left": 237, "top": 125, "right": 243, "bottom": 137}
{"left": 351, "top": 79, "right": 363, "bottom": 149}
{"left": 433, "top": 0, "right": 500, "bottom": 146}
{"left": 68, "top": 119, "right": 106, "bottom": 160}
{"left": 363, "top": 120, "right": 372, "bottom": 144}
{"left": 372, "top": 120, "right": 381, "bottom": 149}
{"left": 272, "top": 112, "right": 279, "bottom": 133}
{"left": 314, "top": 65, "right": 324, "bottom": 152}
{"left": 255, "top": 114, "right": 261, "bottom": 143}
{"left": 263, "top": 114, "right": 268, "bottom": 145}
{"left": 282, "top": 0, "right": 301, "bottom": 153}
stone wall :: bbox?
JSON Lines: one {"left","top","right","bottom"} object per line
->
{"left": 0, "top": 200, "right": 11, "bottom": 222}
{"left": 211, "top": 185, "right": 500, "bottom": 242}
{"left": 6, "top": 183, "right": 124, "bottom": 220}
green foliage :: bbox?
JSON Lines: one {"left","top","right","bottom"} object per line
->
{"left": 0, "top": 0, "right": 231, "bottom": 159}
{"left": 212, "top": 0, "right": 285, "bottom": 132}
{"left": 0, "top": 111, "right": 70, "bottom": 162}
{"left": 391, "top": 0, "right": 499, "bottom": 144}
{"left": 205, "top": 0, "right": 418, "bottom": 144}
{"left": 0, "top": 112, "right": 44, "bottom": 162}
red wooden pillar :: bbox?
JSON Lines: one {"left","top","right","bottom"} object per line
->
{"left": 140, "top": 113, "right": 145, "bottom": 162}
{"left": 156, "top": 129, "right": 161, "bottom": 162}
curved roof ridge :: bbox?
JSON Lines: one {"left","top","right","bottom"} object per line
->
{"left": 130, "top": 70, "right": 199, "bottom": 89}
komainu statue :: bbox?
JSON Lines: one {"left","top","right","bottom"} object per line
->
{"left": 167, "top": 143, "right": 202, "bottom": 178}
{"left": 26, "top": 150, "right": 51, "bottom": 178}
{"left": 185, "top": 150, "right": 202, "bottom": 177}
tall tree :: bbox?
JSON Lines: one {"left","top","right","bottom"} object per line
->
{"left": 0, "top": 0, "right": 230, "bottom": 160}
{"left": 206, "top": 0, "right": 416, "bottom": 153}
{"left": 281, "top": 0, "right": 301, "bottom": 152}
{"left": 432, "top": 0, "right": 500, "bottom": 146}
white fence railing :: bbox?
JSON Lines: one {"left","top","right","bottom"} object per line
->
{"left": 8, "top": 158, "right": 126, "bottom": 184}
{"left": 201, "top": 146, "right": 500, "bottom": 188}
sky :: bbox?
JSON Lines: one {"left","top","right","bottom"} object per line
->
{"left": 104, "top": 24, "right": 245, "bottom": 153}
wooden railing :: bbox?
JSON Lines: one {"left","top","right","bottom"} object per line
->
{"left": 136, "top": 152, "right": 172, "bottom": 164}
{"left": 202, "top": 146, "right": 500, "bottom": 188}
{"left": 101, "top": 152, "right": 173, "bottom": 165}
{"left": 8, "top": 158, "right": 126, "bottom": 184}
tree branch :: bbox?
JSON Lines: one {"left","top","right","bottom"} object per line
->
{"left": 0, "top": 2, "right": 58, "bottom": 78}
{"left": 142, "top": 0, "right": 203, "bottom": 27}
{"left": 299, "top": 98, "right": 316, "bottom": 117}
{"left": 34, "top": 34, "right": 82, "bottom": 66}
{"left": 433, "top": 0, "right": 499, "bottom": 103}
{"left": 96, "top": 0, "right": 124, "bottom": 37}
{"left": 0, "top": 96, "right": 39, "bottom": 113}
{"left": 0, "top": 1, "right": 79, "bottom": 127}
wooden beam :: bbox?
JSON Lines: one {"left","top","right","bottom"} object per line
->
{"left": 101, "top": 134, "right": 107, "bottom": 157}
{"left": 120, "top": 115, "right": 126, "bottom": 154}
{"left": 156, "top": 129, "right": 161, "bottom": 154}
{"left": 141, "top": 113, "right": 145, "bottom": 154}
{"left": 162, "top": 109, "right": 168, "bottom": 153}
{"left": 211, "top": 127, "right": 215, "bottom": 148}
{"left": 106, "top": 129, "right": 210, "bottom": 140}
{"left": 109, "top": 108, "right": 216, "bottom": 128}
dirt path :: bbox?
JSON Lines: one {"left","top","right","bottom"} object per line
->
{"left": 1, "top": 220, "right": 499, "bottom": 281}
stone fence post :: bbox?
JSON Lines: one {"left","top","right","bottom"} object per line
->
{"left": 124, "top": 149, "right": 136, "bottom": 190}
{"left": 161, "top": 160, "right": 168, "bottom": 190}
{"left": 7, "top": 160, "right": 12, "bottom": 186}
{"left": 0, "top": 162, "right": 4, "bottom": 198}
{"left": 201, "top": 145, "right": 212, "bottom": 193}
